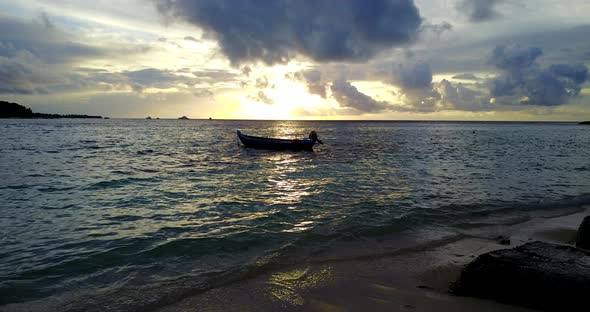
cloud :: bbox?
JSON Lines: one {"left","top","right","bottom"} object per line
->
{"left": 156, "top": 0, "right": 423, "bottom": 65}
{"left": 184, "top": 36, "right": 200, "bottom": 42}
{"left": 37, "top": 12, "right": 56, "bottom": 30}
{"left": 255, "top": 76, "right": 269, "bottom": 89}
{"left": 298, "top": 70, "right": 327, "bottom": 98}
{"left": 421, "top": 21, "right": 453, "bottom": 37}
{"left": 488, "top": 45, "right": 588, "bottom": 106}
{"left": 241, "top": 66, "right": 252, "bottom": 77}
{"left": 489, "top": 44, "right": 542, "bottom": 70}
{"left": 0, "top": 15, "right": 106, "bottom": 64}
{"left": 549, "top": 63, "right": 588, "bottom": 84}
{"left": 192, "top": 68, "right": 239, "bottom": 82}
{"left": 248, "top": 91, "right": 274, "bottom": 104}
{"left": 193, "top": 89, "right": 214, "bottom": 97}
{"left": 392, "top": 62, "right": 433, "bottom": 89}
{"left": 0, "top": 13, "right": 164, "bottom": 95}
{"left": 435, "top": 79, "right": 489, "bottom": 111}
{"left": 0, "top": 51, "right": 57, "bottom": 94}
{"left": 452, "top": 73, "right": 479, "bottom": 80}
{"left": 456, "top": 0, "right": 503, "bottom": 22}
{"left": 330, "top": 79, "right": 390, "bottom": 113}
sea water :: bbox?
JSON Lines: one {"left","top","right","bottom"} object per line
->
{"left": 1, "top": 119, "right": 589, "bottom": 309}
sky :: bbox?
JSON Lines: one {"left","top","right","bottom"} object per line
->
{"left": 1, "top": 0, "right": 589, "bottom": 120}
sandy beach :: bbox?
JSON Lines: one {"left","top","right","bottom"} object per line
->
{"left": 154, "top": 206, "right": 588, "bottom": 312}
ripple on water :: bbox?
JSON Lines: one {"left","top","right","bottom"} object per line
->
{"left": 85, "top": 177, "right": 160, "bottom": 190}
{"left": 1, "top": 119, "right": 590, "bottom": 307}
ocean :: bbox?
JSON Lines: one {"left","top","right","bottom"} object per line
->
{"left": 1, "top": 119, "right": 589, "bottom": 310}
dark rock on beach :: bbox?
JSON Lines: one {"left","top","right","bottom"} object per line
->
{"left": 576, "top": 216, "right": 590, "bottom": 250}
{"left": 579, "top": 121, "right": 590, "bottom": 125}
{"left": 453, "top": 241, "right": 590, "bottom": 311}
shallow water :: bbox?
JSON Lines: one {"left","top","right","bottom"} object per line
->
{"left": 1, "top": 119, "right": 589, "bottom": 308}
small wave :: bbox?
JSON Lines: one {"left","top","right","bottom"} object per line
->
{"left": 85, "top": 177, "right": 159, "bottom": 190}
{"left": 104, "top": 215, "right": 144, "bottom": 222}
{"left": 40, "top": 204, "right": 77, "bottom": 210}
{"left": 25, "top": 174, "right": 45, "bottom": 178}
{"left": 136, "top": 168, "right": 159, "bottom": 173}
{"left": 86, "top": 232, "right": 118, "bottom": 238}
{"left": 110, "top": 170, "right": 134, "bottom": 175}
{"left": 136, "top": 149, "right": 155, "bottom": 155}
{"left": 455, "top": 215, "right": 532, "bottom": 229}
{"left": 38, "top": 186, "right": 77, "bottom": 193}
{"left": 0, "top": 184, "right": 33, "bottom": 190}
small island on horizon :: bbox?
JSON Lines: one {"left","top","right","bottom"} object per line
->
{"left": 1, "top": 101, "right": 103, "bottom": 119}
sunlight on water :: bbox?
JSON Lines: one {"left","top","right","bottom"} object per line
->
{"left": 267, "top": 266, "right": 333, "bottom": 306}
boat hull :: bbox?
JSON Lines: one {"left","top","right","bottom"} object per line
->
{"left": 237, "top": 130, "right": 316, "bottom": 151}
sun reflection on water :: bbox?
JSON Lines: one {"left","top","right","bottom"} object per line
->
{"left": 266, "top": 266, "right": 333, "bottom": 306}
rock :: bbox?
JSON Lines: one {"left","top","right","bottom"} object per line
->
{"left": 576, "top": 216, "right": 590, "bottom": 250}
{"left": 496, "top": 235, "right": 511, "bottom": 245}
{"left": 452, "top": 241, "right": 590, "bottom": 311}
{"left": 579, "top": 121, "right": 590, "bottom": 125}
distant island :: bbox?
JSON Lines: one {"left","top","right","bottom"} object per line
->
{"left": 1, "top": 101, "right": 103, "bottom": 119}
{"left": 178, "top": 116, "right": 189, "bottom": 120}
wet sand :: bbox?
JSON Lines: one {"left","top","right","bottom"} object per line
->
{"left": 156, "top": 207, "right": 587, "bottom": 312}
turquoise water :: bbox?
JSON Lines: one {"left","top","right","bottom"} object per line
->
{"left": 1, "top": 119, "right": 589, "bottom": 309}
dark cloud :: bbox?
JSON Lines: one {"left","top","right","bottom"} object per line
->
{"left": 192, "top": 68, "right": 239, "bottom": 82}
{"left": 549, "top": 63, "right": 588, "bottom": 84}
{"left": 241, "top": 66, "right": 252, "bottom": 77}
{"left": 421, "top": 21, "right": 453, "bottom": 37}
{"left": 489, "top": 45, "right": 588, "bottom": 106}
{"left": 248, "top": 91, "right": 274, "bottom": 104}
{"left": 0, "top": 14, "right": 160, "bottom": 95}
{"left": 37, "top": 12, "right": 56, "bottom": 30}
{"left": 392, "top": 62, "right": 432, "bottom": 89}
{"left": 0, "top": 15, "right": 105, "bottom": 64}
{"left": 330, "top": 79, "right": 389, "bottom": 113}
{"left": 489, "top": 44, "right": 542, "bottom": 70}
{"left": 298, "top": 70, "right": 327, "bottom": 98}
{"left": 452, "top": 73, "right": 479, "bottom": 80}
{"left": 156, "top": 0, "right": 423, "bottom": 65}
{"left": 435, "top": 79, "right": 489, "bottom": 111}
{"left": 193, "top": 89, "right": 214, "bottom": 97}
{"left": 184, "top": 36, "right": 200, "bottom": 42}
{"left": 0, "top": 51, "right": 56, "bottom": 94}
{"left": 255, "top": 76, "right": 269, "bottom": 89}
{"left": 456, "top": 0, "right": 503, "bottom": 22}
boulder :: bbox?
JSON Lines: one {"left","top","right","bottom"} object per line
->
{"left": 576, "top": 216, "right": 590, "bottom": 250}
{"left": 453, "top": 241, "right": 590, "bottom": 311}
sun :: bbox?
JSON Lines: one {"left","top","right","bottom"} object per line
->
{"left": 236, "top": 76, "right": 327, "bottom": 120}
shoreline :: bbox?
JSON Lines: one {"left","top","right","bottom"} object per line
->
{"left": 155, "top": 206, "right": 588, "bottom": 312}
{"left": 1, "top": 206, "right": 587, "bottom": 312}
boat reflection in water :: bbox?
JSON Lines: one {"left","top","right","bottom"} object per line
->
{"left": 237, "top": 130, "right": 323, "bottom": 151}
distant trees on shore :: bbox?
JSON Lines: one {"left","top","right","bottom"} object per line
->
{"left": 0, "top": 101, "right": 102, "bottom": 119}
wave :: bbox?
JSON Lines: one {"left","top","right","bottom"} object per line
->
{"left": 85, "top": 177, "right": 160, "bottom": 190}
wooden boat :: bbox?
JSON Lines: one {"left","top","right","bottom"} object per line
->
{"left": 237, "top": 130, "right": 322, "bottom": 151}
